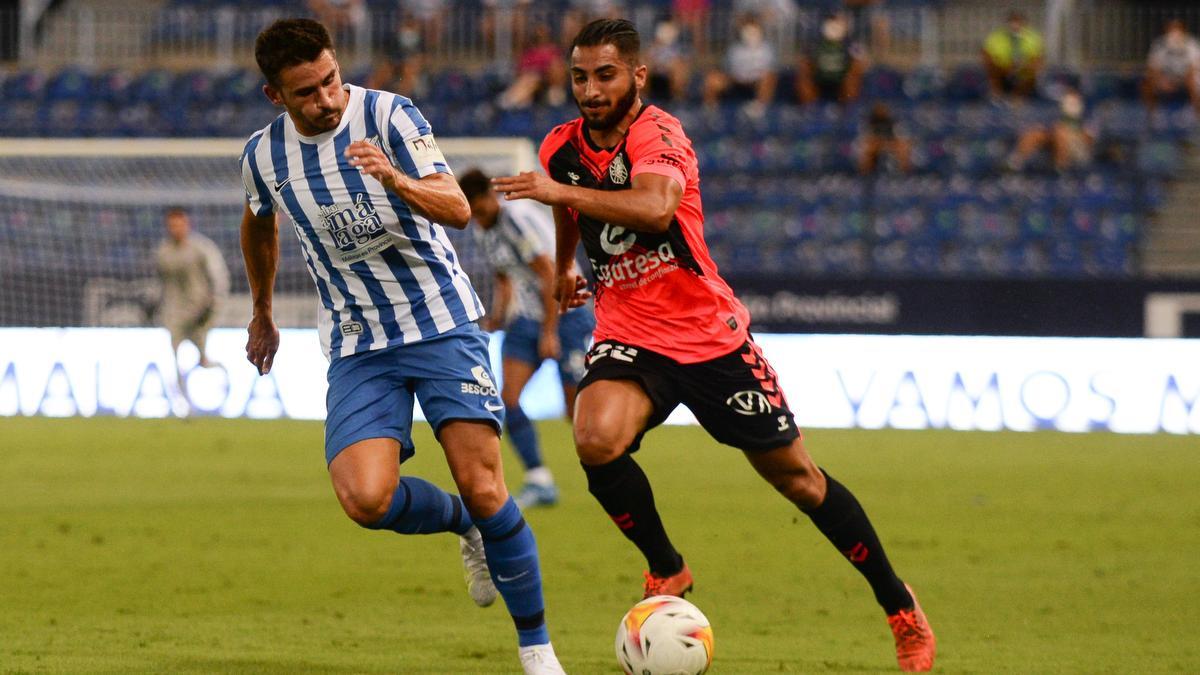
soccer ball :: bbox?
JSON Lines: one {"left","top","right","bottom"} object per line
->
{"left": 614, "top": 595, "right": 714, "bottom": 675}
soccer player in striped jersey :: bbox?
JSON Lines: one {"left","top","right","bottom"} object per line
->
{"left": 494, "top": 18, "right": 935, "bottom": 672}
{"left": 238, "top": 19, "right": 564, "bottom": 674}
{"left": 460, "top": 168, "right": 597, "bottom": 510}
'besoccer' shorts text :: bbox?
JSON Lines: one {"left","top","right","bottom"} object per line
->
{"left": 577, "top": 338, "right": 801, "bottom": 453}
{"left": 323, "top": 323, "right": 504, "bottom": 464}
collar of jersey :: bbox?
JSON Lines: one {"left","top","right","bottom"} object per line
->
{"left": 290, "top": 84, "right": 359, "bottom": 144}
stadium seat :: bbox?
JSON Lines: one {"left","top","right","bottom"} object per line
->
{"left": 3, "top": 57, "right": 1174, "bottom": 281}
{"left": 44, "top": 68, "right": 94, "bottom": 103}
{"left": 3, "top": 70, "right": 47, "bottom": 101}
{"left": 944, "top": 65, "right": 989, "bottom": 102}
{"left": 864, "top": 66, "right": 906, "bottom": 100}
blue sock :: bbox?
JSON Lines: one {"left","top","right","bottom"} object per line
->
{"left": 473, "top": 498, "right": 549, "bottom": 647}
{"left": 366, "top": 477, "right": 473, "bottom": 536}
{"left": 504, "top": 404, "right": 543, "bottom": 472}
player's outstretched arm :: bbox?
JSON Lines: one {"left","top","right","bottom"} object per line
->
{"left": 344, "top": 140, "right": 470, "bottom": 228}
{"left": 240, "top": 203, "right": 280, "bottom": 375}
{"left": 493, "top": 172, "right": 682, "bottom": 234}
{"left": 551, "top": 205, "right": 591, "bottom": 315}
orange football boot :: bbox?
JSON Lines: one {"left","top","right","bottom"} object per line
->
{"left": 642, "top": 563, "right": 694, "bottom": 599}
{"left": 887, "top": 583, "right": 936, "bottom": 672}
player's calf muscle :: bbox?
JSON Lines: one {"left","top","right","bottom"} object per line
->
{"left": 747, "top": 441, "right": 827, "bottom": 509}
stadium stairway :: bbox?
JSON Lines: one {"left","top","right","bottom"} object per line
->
{"left": 1143, "top": 145, "right": 1200, "bottom": 278}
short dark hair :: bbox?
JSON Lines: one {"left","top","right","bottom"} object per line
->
{"left": 458, "top": 168, "right": 491, "bottom": 202}
{"left": 164, "top": 206, "right": 188, "bottom": 219}
{"left": 255, "top": 18, "right": 333, "bottom": 86}
{"left": 571, "top": 18, "right": 640, "bottom": 64}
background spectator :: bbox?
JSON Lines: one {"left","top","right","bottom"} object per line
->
{"left": 859, "top": 102, "right": 912, "bottom": 174}
{"left": 645, "top": 18, "right": 692, "bottom": 103}
{"left": 672, "top": 0, "right": 710, "bottom": 56}
{"left": 796, "top": 12, "right": 865, "bottom": 105}
{"left": 366, "top": 12, "right": 427, "bottom": 98}
{"left": 306, "top": 0, "right": 368, "bottom": 51}
{"left": 405, "top": 0, "right": 448, "bottom": 51}
{"left": 1143, "top": 18, "right": 1200, "bottom": 112}
{"left": 703, "top": 14, "right": 778, "bottom": 114}
{"left": 561, "top": 0, "right": 626, "bottom": 50}
{"left": 1007, "top": 88, "right": 1094, "bottom": 172}
{"left": 498, "top": 23, "right": 567, "bottom": 109}
{"left": 982, "top": 10, "right": 1044, "bottom": 100}
{"left": 734, "top": 0, "right": 799, "bottom": 54}
{"left": 845, "top": 0, "right": 890, "bottom": 57}
{"left": 480, "top": 0, "right": 534, "bottom": 58}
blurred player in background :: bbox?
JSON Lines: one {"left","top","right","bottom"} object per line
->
{"left": 156, "top": 207, "right": 230, "bottom": 398}
{"left": 238, "top": 19, "right": 563, "bottom": 674}
{"left": 494, "top": 18, "right": 936, "bottom": 672}
{"left": 460, "top": 168, "right": 597, "bottom": 509}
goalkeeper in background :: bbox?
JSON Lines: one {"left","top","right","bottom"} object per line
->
{"left": 155, "top": 207, "right": 230, "bottom": 379}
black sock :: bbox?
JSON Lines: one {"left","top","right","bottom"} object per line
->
{"left": 582, "top": 454, "right": 684, "bottom": 577}
{"left": 804, "top": 470, "right": 913, "bottom": 615}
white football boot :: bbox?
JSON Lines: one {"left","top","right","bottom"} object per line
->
{"left": 519, "top": 643, "right": 566, "bottom": 674}
{"left": 458, "top": 526, "right": 497, "bottom": 607}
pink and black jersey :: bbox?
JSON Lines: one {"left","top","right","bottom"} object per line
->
{"left": 539, "top": 105, "right": 750, "bottom": 364}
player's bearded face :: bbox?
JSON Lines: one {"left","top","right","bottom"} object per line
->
{"left": 571, "top": 45, "right": 643, "bottom": 132}
{"left": 269, "top": 50, "right": 348, "bottom": 136}
{"left": 578, "top": 76, "right": 639, "bottom": 131}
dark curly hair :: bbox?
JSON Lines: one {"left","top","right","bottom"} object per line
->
{"left": 571, "top": 18, "right": 641, "bottom": 65}
{"left": 457, "top": 168, "right": 492, "bottom": 203}
{"left": 254, "top": 18, "right": 334, "bottom": 86}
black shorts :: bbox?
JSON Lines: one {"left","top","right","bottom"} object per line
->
{"left": 577, "top": 338, "right": 801, "bottom": 453}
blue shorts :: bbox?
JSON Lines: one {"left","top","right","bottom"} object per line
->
{"left": 324, "top": 323, "right": 504, "bottom": 465}
{"left": 501, "top": 308, "right": 595, "bottom": 386}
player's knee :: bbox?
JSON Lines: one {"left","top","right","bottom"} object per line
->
{"left": 500, "top": 387, "right": 523, "bottom": 409}
{"left": 338, "top": 486, "right": 393, "bottom": 527}
{"left": 457, "top": 477, "right": 506, "bottom": 517}
{"left": 573, "top": 423, "right": 630, "bottom": 465}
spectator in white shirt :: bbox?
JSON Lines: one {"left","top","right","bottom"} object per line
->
{"left": 1143, "top": 18, "right": 1200, "bottom": 112}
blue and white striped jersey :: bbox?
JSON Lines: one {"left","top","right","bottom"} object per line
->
{"left": 240, "top": 84, "right": 483, "bottom": 360}
{"left": 472, "top": 200, "right": 555, "bottom": 323}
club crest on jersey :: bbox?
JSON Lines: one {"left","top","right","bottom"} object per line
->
{"left": 608, "top": 154, "right": 629, "bottom": 184}
{"left": 318, "top": 193, "right": 387, "bottom": 262}
{"left": 726, "top": 390, "right": 773, "bottom": 415}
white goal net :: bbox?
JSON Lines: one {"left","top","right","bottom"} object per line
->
{"left": 0, "top": 137, "right": 537, "bottom": 329}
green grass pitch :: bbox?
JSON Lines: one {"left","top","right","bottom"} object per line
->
{"left": 1, "top": 417, "right": 1197, "bottom": 674}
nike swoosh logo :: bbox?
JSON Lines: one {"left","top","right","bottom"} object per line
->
{"left": 273, "top": 177, "right": 293, "bottom": 192}
{"left": 484, "top": 402, "right": 504, "bottom": 412}
{"left": 496, "top": 570, "right": 530, "bottom": 583}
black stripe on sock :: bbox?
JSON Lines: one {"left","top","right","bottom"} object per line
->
{"left": 481, "top": 516, "right": 527, "bottom": 543}
{"left": 449, "top": 496, "right": 463, "bottom": 533}
{"left": 396, "top": 481, "right": 413, "bottom": 518}
{"left": 512, "top": 610, "right": 545, "bottom": 631}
